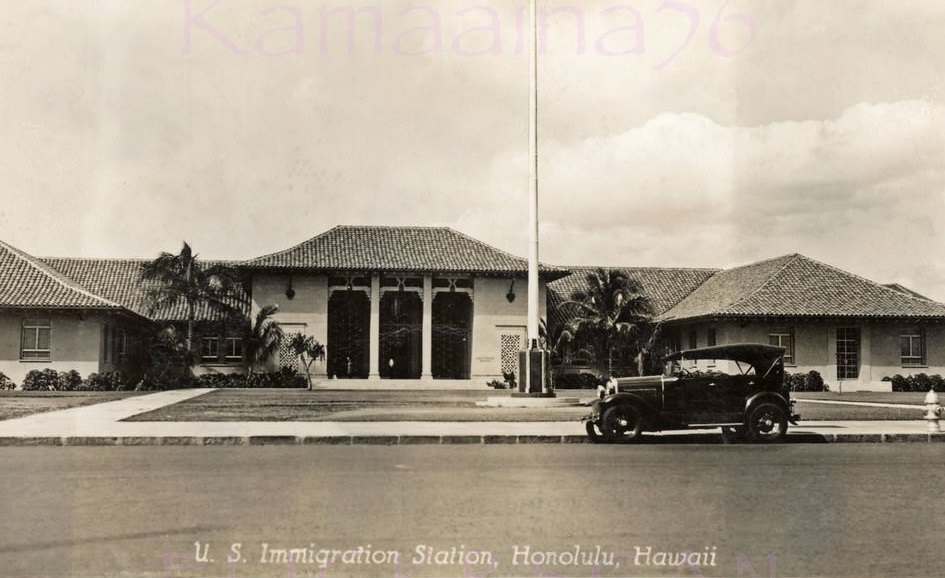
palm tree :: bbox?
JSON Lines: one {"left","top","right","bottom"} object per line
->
{"left": 556, "top": 268, "right": 654, "bottom": 377}
{"left": 287, "top": 332, "right": 326, "bottom": 390}
{"left": 139, "top": 242, "right": 241, "bottom": 365}
{"left": 245, "top": 304, "right": 284, "bottom": 374}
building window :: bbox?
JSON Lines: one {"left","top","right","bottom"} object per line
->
{"left": 836, "top": 327, "right": 860, "bottom": 380}
{"left": 224, "top": 337, "right": 244, "bottom": 361}
{"left": 117, "top": 331, "right": 128, "bottom": 358}
{"left": 21, "top": 318, "right": 51, "bottom": 360}
{"left": 901, "top": 328, "right": 926, "bottom": 366}
{"left": 707, "top": 328, "right": 717, "bottom": 347}
{"left": 201, "top": 337, "right": 220, "bottom": 361}
{"left": 688, "top": 330, "right": 697, "bottom": 350}
{"left": 769, "top": 327, "right": 795, "bottom": 365}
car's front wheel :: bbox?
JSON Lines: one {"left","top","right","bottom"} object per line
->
{"left": 585, "top": 420, "right": 605, "bottom": 443}
{"left": 746, "top": 403, "right": 788, "bottom": 442}
{"left": 601, "top": 404, "right": 643, "bottom": 442}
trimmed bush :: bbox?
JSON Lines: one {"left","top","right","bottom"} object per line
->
{"left": 22, "top": 369, "right": 62, "bottom": 391}
{"left": 785, "top": 370, "right": 829, "bottom": 392}
{"left": 245, "top": 367, "right": 307, "bottom": 388}
{"left": 58, "top": 370, "right": 83, "bottom": 391}
{"left": 84, "top": 371, "right": 138, "bottom": 391}
{"left": 884, "top": 373, "right": 945, "bottom": 392}
{"left": 0, "top": 372, "right": 16, "bottom": 390}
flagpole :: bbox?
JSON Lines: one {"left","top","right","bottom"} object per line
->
{"left": 518, "top": 0, "right": 550, "bottom": 396}
{"left": 527, "top": 0, "right": 539, "bottom": 348}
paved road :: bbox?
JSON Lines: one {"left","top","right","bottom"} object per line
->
{"left": 1, "top": 445, "right": 943, "bottom": 578}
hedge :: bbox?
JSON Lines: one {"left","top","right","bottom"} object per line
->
{"left": 883, "top": 374, "right": 945, "bottom": 392}
{"left": 12, "top": 367, "right": 308, "bottom": 391}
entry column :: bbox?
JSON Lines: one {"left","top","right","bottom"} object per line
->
{"left": 421, "top": 275, "right": 433, "bottom": 380}
{"left": 369, "top": 274, "right": 380, "bottom": 379}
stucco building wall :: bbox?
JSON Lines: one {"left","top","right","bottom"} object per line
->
{"left": 0, "top": 312, "right": 105, "bottom": 384}
{"left": 672, "top": 319, "right": 945, "bottom": 392}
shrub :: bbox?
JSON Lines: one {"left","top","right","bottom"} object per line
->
{"left": 195, "top": 373, "right": 248, "bottom": 388}
{"left": 486, "top": 379, "right": 508, "bottom": 389}
{"left": 245, "top": 367, "right": 306, "bottom": 388}
{"left": 785, "top": 370, "right": 829, "bottom": 392}
{"left": 58, "top": 370, "right": 83, "bottom": 391}
{"left": 553, "top": 372, "right": 604, "bottom": 389}
{"left": 84, "top": 371, "right": 132, "bottom": 391}
{"left": 0, "top": 372, "right": 16, "bottom": 390}
{"left": 22, "top": 369, "right": 62, "bottom": 391}
{"left": 885, "top": 373, "right": 945, "bottom": 392}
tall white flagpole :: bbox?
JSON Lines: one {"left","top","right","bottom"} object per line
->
{"left": 527, "top": 0, "right": 539, "bottom": 348}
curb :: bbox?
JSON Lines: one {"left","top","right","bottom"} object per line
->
{"left": 1, "top": 432, "right": 944, "bottom": 446}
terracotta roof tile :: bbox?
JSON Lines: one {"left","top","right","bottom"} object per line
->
{"left": 660, "top": 254, "right": 945, "bottom": 321}
{"left": 43, "top": 258, "right": 246, "bottom": 321}
{"left": 243, "top": 225, "right": 568, "bottom": 277}
{"left": 0, "top": 241, "right": 123, "bottom": 310}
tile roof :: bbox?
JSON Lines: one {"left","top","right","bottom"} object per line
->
{"left": 43, "top": 258, "right": 247, "bottom": 322}
{"left": 0, "top": 240, "right": 125, "bottom": 311}
{"left": 660, "top": 254, "right": 945, "bottom": 321}
{"left": 547, "top": 266, "right": 720, "bottom": 329}
{"left": 883, "top": 283, "right": 933, "bottom": 301}
{"left": 243, "top": 226, "right": 569, "bottom": 277}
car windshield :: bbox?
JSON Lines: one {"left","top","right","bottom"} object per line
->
{"left": 663, "top": 359, "right": 757, "bottom": 377}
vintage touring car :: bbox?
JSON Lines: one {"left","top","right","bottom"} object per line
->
{"left": 584, "top": 343, "right": 800, "bottom": 442}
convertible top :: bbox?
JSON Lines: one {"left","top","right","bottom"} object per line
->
{"left": 662, "top": 343, "right": 786, "bottom": 368}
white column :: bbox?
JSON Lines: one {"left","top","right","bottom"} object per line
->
{"left": 369, "top": 275, "right": 380, "bottom": 379}
{"left": 421, "top": 275, "right": 433, "bottom": 380}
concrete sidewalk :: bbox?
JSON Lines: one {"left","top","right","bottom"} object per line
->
{"left": 0, "top": 389, "right": 943, "bottom": 445}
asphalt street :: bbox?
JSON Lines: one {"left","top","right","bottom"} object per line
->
{"left": 1, "top": 445, "right": 943, "bottom": 578}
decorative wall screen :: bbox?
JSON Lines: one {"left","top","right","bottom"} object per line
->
{"left": 499, "top": 328, "right": 526, "bottom": 377}
{"left": 278, "top": 323, "right": 307, "bottom": 369}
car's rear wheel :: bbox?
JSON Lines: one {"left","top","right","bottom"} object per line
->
{"left": 746, "top": 403, "right": 788, "bottom": 442}
{"left": 601, "top": 404, "right": 643, "bottom": 442}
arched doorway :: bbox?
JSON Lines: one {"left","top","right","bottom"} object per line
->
{"left": 327, "top": 290, "right": 370, "bottom": 378}
{"left": 432, "top": 292, "right": 472, "bottom": 379}
{"left": 379, "top": 291, "right": 422, "bottom": 378}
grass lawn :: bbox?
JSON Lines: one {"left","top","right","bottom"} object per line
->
{"left": 126, "top": 388, "right": 595, "bottom": 422}
{"left": 0, "top": 391, "right": 144, "bottom": 421}
{"left": 792, "top": 391, "right": 927, "bottom": 421}
{"left": 125, "top": 388, "right": 933, "bottom": 423}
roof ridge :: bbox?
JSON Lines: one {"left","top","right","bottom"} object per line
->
{"left": 719, "top": 254, "right": 801, "bottom": 313}
{"left": 556, "top": 265, "right": 722, "bottom": 272}
{"left": 42, "top": 256, "right": 150, "bottom": 263}
{"left": 0, "top": 240, "right": 122, "bottom": 309}
{"left": 793, "top": 254, "right": 945, "bottom": 307}
{"left": 444, "top": 227, "right": 564, "bottom": 270}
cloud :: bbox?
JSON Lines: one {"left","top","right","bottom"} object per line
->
{"left": 492, "top": 100, "right": 945, "bottom": 298}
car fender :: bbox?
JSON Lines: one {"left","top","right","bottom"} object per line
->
{"left": 744, "top": 391, "right": 789, "bottom": 414}
{"left": 599, "top": 392, "right": 658, "bottom": 417}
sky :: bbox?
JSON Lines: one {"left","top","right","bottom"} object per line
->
{"left": 2, "top": 0, "right": 944, "bottom": 300}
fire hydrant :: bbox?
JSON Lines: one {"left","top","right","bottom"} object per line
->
{"left": 924, "top": 388, "right": 943, "bottom": 433}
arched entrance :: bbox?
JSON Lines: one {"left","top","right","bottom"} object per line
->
{"left": 432, "top": 292, "right": 472, "bottom": 379}
{"left": 327, "top": 290, "right": 370, "bottom": 378}
{"left": 379, "top": 291, "right": 422, "bottom": 378}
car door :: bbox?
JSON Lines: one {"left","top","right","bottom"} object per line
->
{"left": 681, "top": 375, "right": 719, "bottom": 424}
{"left": 710, "top": 374, "right": 750, "bottom": 422}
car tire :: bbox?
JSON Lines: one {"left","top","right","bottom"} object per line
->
{"left": 601, "top": 404, "right": 643, "bottom": 442}
{"left": 746, "top": 403, "right": 788, "bottom": 442}
{"left": 585, "top": 421, "right": 605, "bottom": 443}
